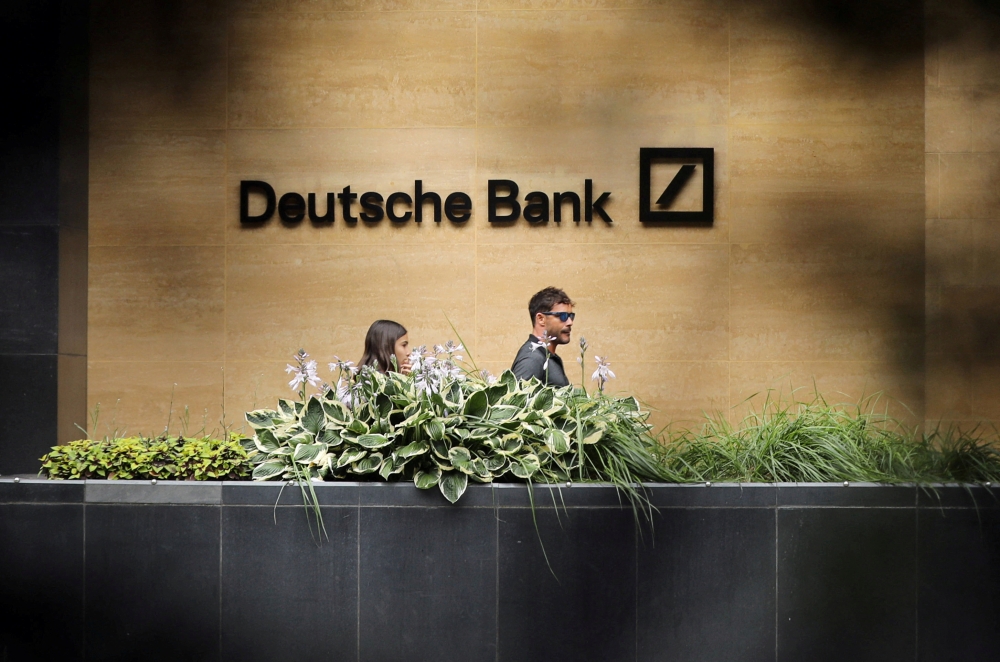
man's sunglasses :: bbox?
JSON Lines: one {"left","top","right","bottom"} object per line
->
{"left": 542, "top": 311, "right": 575, "bottom": 322}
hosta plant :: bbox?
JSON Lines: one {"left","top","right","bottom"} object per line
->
{"left": 243, "top": 362, "right": 672, "bottom": 505}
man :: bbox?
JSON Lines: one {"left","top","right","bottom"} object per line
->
{"left": 511, "top": 286, "right": 574, "bottom": 386}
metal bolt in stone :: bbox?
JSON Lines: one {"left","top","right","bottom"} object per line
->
{"left": 843, "top": 481, "right": 849, "bottom": 487}
{"left": 13, "top": 477, "right": 20, "bottom": 483}
{"left": 151, "top": 479, "right": 157, "bottom": 485}
{"left": 565, "top": 482, "right": 571, "bottom": 488}
{"left": 705, "top": 481, "right": 712, "bottom": 487}
{"left": 986, "top": 482, "right": 992, "bottom": 488}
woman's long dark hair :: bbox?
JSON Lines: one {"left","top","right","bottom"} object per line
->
{"left": 360, "top": 320, "right": 407, "bottom": 373}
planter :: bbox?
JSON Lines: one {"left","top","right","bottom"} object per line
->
{"left": 1, "top": 479, "right": 998, "bottom": 661}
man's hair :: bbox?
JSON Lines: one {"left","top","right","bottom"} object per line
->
{"left": 529, "top": 287, "right": 574, "bottom": 323}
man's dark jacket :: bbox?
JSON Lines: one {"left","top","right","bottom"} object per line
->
{"left": 511, "top": 335, "right": 569, "bottom": 387}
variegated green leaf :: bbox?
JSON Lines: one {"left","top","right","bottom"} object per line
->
{"left": 489, "top": 405, "right": 519, "bottom": 422}
{"left": 430, "top": 438, "right": 450, "bottom": 459}
{"left": 448, "top": 446, "right": 472, "bottom": 471}
{"left": 277, "top": 399, "right": 300, "bottom": 418}
{"left": 414, "top": 467, "right": 442, "bottom": 490}
{"left": 322, "top": 399, "right": 350, "bottom": 423}
{"left": 357, "top": 433, "right": 390, "bottom": 449}
{"left": 347, "top": 419, "right": 369, "bottom": 435}
{"left": 336, "top": 448, "right": 367, "bottom": 468}
{"left": 425, "top": 419, "right": 445, "bottom": 441}
{"left": 581, "top": 426, "right": 605, "bottom": 445}
{"left": 397, "top": 440, "right": 429, "bottom": 458}
{"left": 545, "top": 429, "right": 571, "bottom": 455}
{"left": 292, "top": 442, "right": 325, "bottom": 464}
{"left": 254, "top": 429, "right": 280, "bottom": 453}
{"left": 352, "top": 452, "right": 383, "bottom": 475}
{"left": 252, "top": 460, "right": 286, "bottom": 480}
{"left": 301, "top": 397, "right": 325, "bottom": 435}
{"left": 439, "top": 470, "right": 468, "bottom": 503}
{"left": 463, "top": 390, "right": 488, "bottom": 419}
{"left": 246, "top": 410, "right": 277, "bottom": 430}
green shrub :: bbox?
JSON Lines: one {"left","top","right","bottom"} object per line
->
{"left": 40, "top": 435, "right": 251, "bottom": 481}
{"left": 661, "top": 396, "right": 1000, "bottom": 484}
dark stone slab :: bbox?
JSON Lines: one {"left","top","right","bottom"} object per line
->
{"left": 777, "top": 508, "right": 916, "bottom": 662}
{"left": 223, "top": 481, "right": 359, "bottom": 506}
{"left": 637, "top": 508, "right": 776, "bottom": 662}
{"left": 918, "top": 508, "right": 1000, "bottom": 660}
{"left": 221, "top": 506, "right": 359, "bottom": 662}
{"left": 498, "top": 508, "right": 636, "bottom": 662}
{"left": 85, "top": 480, "right": 221, "bottom": 504}
{"left": 917, "top": 485, "right": 1000, "bottom": 509}
{"left": 0, "top": 504, "right": 84, "bottom": 661}
{"left": 359, "top": 507, "right": 496, "bottom": 662}
{"left": 0, "top": 227, "right": 59, "bottom": 354}
{"left": 85, "top": 505, "right": 221, "bottom": 661}
{"left": 647, "top": 483, "right": 777, "bottom": 508}
{"left": 777, "top": 483, "right": 915, "bottom": 507}
{"left": 360, "top": 481, "right": 500, "bottom": 507}
{"left": 494, "top": 482, "right": 640, "bottom": 508}
{"left": 0, "top": 477, "right": 84, "bottom": 503}
{"left": 0, "top": 354, "right": 57, "bottom": 475}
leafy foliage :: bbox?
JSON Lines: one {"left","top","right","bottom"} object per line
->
{"left": 661, "top": 395, "right": 1000, "bottom": 484}
{"left": 40, "top": 435, "right": 250, "bottom": 481}
{"left": 243, "top": 368, "right": 672, "bottom": 503}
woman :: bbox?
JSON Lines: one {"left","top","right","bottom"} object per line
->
{"left": 359, "top": 320, "right": 411, "bottom": 374}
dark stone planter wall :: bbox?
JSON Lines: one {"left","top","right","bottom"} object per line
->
{"left": 1, "top": 481, "right": 998, "bottom": 662}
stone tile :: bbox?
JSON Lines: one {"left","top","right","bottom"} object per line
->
{"left": 637, "top": 508, "right": 776, "bottom": 662}
{"left": 0, "top": 504, "right": 84, "bottom": 661}
{"left": 729, "top": 124, "right": 924, "bottom": 247}
{"left": 926, "top": 154, "right": 939, "bottom": 220}
{"left": 730, "top": 243, "right": 924, "bottom": 364}
{"left": 225, "top": 243, "right": 477, "bottom": 361}
{"left": 359, "top": 507, "right": 496, "bottom": 661}
{"left": 89, "top": 246, "right": 225, "bottom": 362}
{"left": 0, "top": 227, "right": 58, "bottom": 354}
{"left": 85, "top": 505, "right": 221, "bottom": 661}
{"left": 90, "top": 131, "right": 226, "bottom": 246}
{"left": 229, "top": 11, "right": 476, "bottom": 128}
{"left": 926, "top": 84, "right": 1000, "bottom": 153}
{"left": 90, "top": 0, "right": 227, "bottom": 129}
{"left": 498, "top": 508, "right": 635, "bottom": 661}
{"left": 87, "top": 361, "right": 226, "bottom": 438}
{"left": 776, "top": 508, "right": 916, "bottom": 662}
{"left": 940, "top": 153, "right": 1000, "bottom": 220}
{"left": 0, "top": 354, "right": 57, "bottom": 475}
{"left": 221, "top": 506, "right": 359, "bottom": 661}
{"left": 918, "top": 508, "right": 1000, "bottom": 660}
{"left": 730, "top": 2, "right": 923, "bottom": 127}
{"left": 477, "top": 7, "right": 729, "bottom": 127}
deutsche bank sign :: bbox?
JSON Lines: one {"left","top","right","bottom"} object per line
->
{"left": 240, "top": 148, "right": 713, "bottom": 226}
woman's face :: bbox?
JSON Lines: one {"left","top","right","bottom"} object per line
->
{"left": 394, "top": 333, "right": 411, "bottom": 373}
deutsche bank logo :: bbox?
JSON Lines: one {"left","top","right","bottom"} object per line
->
{"left": 639, "top": 148, "right": 714, "bottom": 224}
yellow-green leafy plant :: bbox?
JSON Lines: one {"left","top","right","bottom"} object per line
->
{"left": 40, "top": 435, "right": 251, "bottom": 481}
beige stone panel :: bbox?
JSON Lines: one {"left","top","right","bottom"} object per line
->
{"left": 926, "top": 154, "right": 940, "bottom": 220}
{"left": 926, "top": 219, "right": 975, "bottom": 287}
{"left": 973, "top": 220, "right": 1000, "bottom": 286}
{"left": 730, "top": 125, "right": 924, "bottom": 247}
{"left": 90, "top": 131, "right": 225, "bottom": 246}
{"left": 226, "top": 128, "right": 475, "bottom": 244}
{"left": 474, "top": 125, "right": 728, "bottom": 244}
{"left": 87, "top": 361, "right": 226, "bottom": 439}
{"left": 729, "top": 361, "right": 924, "bottom": 425}
{"left": 230, "top": 0, "right": 474, "bottom": 10}
{"left": 480, "top": 0, "right": 685, "bottom": 7}
{"left": 475, "top": 243, "right": 729, "bottom": 364}
{"left": 730, "top": 243, "right": 924, "bottom": 364}
{"left": 926, "top": 85, "right": 1000, "bottom": 153}
{"left": 89, "top": 246, "right": 225, "bottom": 361}
{"left": 926, "top": 41, "right": 939, "bottom": 87}
{"left": 971, "top": 360, "right": 1000, "bottom": 422}
{"left": 226, "top": 244, "right": 477, "bottom": 361}
{"left": 938, "top": 25, "right": 1000, "bottom": 87}
{"left": 925, "top": 356, "right": 974, "bottom": 422}
{"left": 229, "top": 12, "right": 476, "bottom": 128}
{"left": 730, "top": 4, "right": 923, "bottom": 127}
{"left": 90, "top": 0, "right": 227, "bottom": 130}
{"left": 926, "top": 284, "right": 1000, "bottom": 363}
{"left": 477, "top": 8, "right": 729, "bottom": 128}
{"left": 940, "top": 153, "right": 1000, "bottom": 219}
